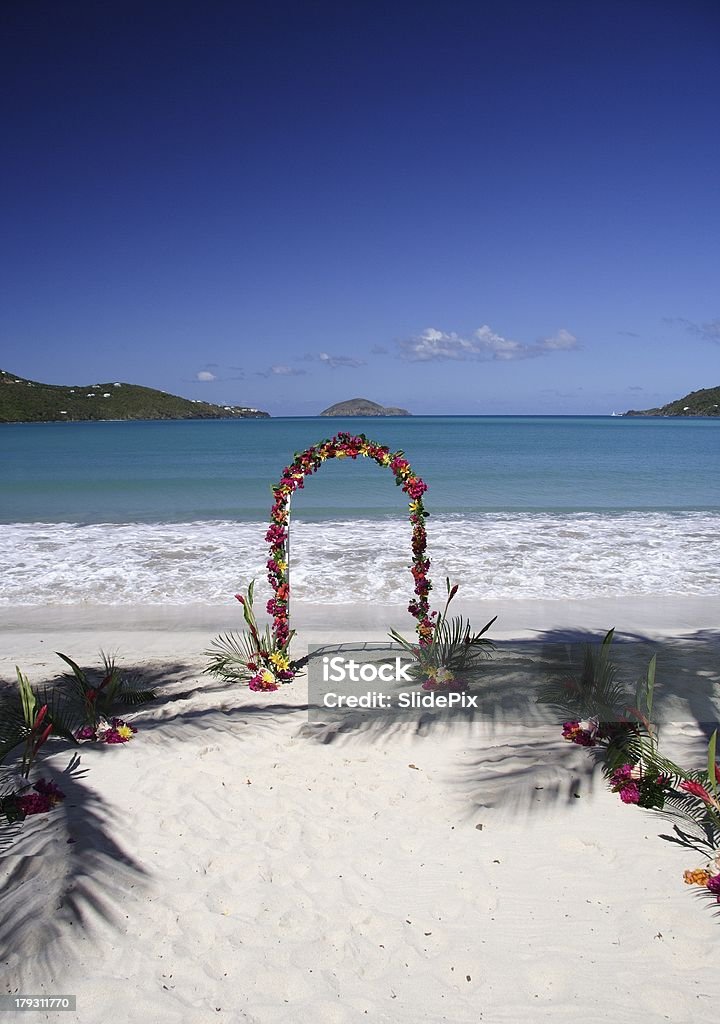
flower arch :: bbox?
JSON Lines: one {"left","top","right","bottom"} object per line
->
{"left": 265, "top": 432, "right": 435, "bottom": 656}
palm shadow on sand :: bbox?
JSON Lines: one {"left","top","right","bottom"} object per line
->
{"left": 3, "top": 632, "right": 718, "bottom": 971}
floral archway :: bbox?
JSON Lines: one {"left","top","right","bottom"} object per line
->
{"left": 265, "top": 431, "right": 435, "bottom": 653}
{"left": 207, "top": 432, "right": 438, "bottom": 691}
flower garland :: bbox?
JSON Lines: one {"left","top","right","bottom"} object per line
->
{"left": 207, "top": 433, "right": 436, "bottom": 692}
{"left": 265, "top": 431, "right": 435, "bottom": 661}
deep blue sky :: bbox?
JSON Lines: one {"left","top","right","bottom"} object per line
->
{"left": 2, "top": 0, "right": 718, "bottom": 415}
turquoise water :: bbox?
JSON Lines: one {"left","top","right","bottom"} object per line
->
{"left": 2, "top": 416, "right": 719, "bottom": 523}
{"left": 2, "top": 417, "right": 719, "bottom": 605}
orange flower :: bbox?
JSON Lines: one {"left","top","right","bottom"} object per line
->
{"left": 683, "top": 868, "right": 712, "bottom": 886}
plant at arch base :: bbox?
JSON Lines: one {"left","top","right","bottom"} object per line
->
{"left": 205, "top": 580, "right": 299, "bottom": 692}
{"left": 206, "top": 431, "right": 439, "bottom": 691}
{"left": 389, "top": 579, "right": 497, "bottom": 692}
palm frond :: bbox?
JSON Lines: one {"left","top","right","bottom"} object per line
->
{"left": 205, "top": 630, "right": 263, "bottom": 681}
{"left": 0, "top": 693, "right": 26, "bottom": 761}
{"left": 55, "top": 652, "right": 157, "bottom": 723}
{"left": 33, "top": 684, "right": 81, "bottom": 744}
{"left": 537, "top": 628, "right": 637, "bottom": 723}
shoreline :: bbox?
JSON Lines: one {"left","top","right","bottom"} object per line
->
{"left": 3, "top": 592, "right": 719, "bottom": 635}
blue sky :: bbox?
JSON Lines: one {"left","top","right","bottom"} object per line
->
{"left": 1, "top": 0, "right": 718, "bottom": 415}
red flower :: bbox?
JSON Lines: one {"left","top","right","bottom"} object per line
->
{"left": 680, "top": 780, "right": 715, "bottom": 804}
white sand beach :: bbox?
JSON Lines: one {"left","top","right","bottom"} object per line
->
{"left": 2, "top": 597, "right": 720, "bottom": 1023}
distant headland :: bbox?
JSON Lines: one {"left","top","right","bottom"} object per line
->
{"left": 0, "top": 370, "right": 270, "bottom": 422}
{"left": 320, "top": 398, "right": 411, "bottom": 417}
{"left": 623, "top": 385, "right": 720, "bottom": 417}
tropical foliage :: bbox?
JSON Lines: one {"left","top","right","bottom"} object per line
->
{"left": 389, "top": 578, "right": 496, "bottom": 691}
{"left": 1, "top": 654, "right": 153, "bottom": 832}
{"left": 55, "top": 651, "right": 155, "bottom": 737}
{"left": 539, "top": 629, "right": 720, "bottom": 910}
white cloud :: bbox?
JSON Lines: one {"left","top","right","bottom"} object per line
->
{"left": 196, "top": 370, "right": 217, "bottom": 382}
{"left": 272, "top": 365, "right": 306, "bottom": 376}
{"left": 398, "top": 325, "right": 578, "bottom": 362}
{"left": 256, "top": 364, "right": 307, "bottom": 379}
{"left": 316, "top": 352, "right": 365, "bottom": 368}
{"left": 537, "top": 329, "right": 578, "bottom": 351}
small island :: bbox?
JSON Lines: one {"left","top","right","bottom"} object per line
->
{"left": 624, "top": 385, "right": 720, "bottom": 418}
{"left": 320, "top": 398, "right": 411, "bottom": 417}
{"left": 0, "top": 369, "right": 270, "bottom": 422}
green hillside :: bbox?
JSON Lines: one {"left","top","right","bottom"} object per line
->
{"left": 0, "top": 370, "right": 269, "bottom": 422}
{"left": 624, "top": 385, "right": 720, "bottom": 417}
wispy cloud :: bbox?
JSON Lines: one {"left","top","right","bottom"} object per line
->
{"left": 370, "top": 344, "right": 389, "bottom": 355}
{"left": 304, "top": 352, "right": 366, "bottom": 368}
{"left": 398, "top": 325, "right": 579, "bottom": 362}
{"left": 618, "top": 330, "right": 641, "bottom": 338}
{"left": 196, "top": 370, "right": 217, "bottom": 382}
{"left": 687, "top": 319, "right": 720, "bottom": 342}
{"left": 256, "top": 364, "right": 307, "bottom": 378}
{"left": 664, "top": 317, "right": 720, "bottom": 343}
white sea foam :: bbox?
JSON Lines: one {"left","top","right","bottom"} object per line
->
{"left": 1, "top": 512, "right": 719, "bottom": 608}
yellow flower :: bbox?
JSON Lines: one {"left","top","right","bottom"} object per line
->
{"left": 683, "top": 868, "right": 711, "bottom": 886}
{"left": 409, "top": 500, "right": 421, "bottom": 513}
{"left": 117, "top": 724, "right": 134, "bottom": 741}
{"left": 269, "top": 651, "right": 290, "bottom": 671}
{"left": 261, "top": 669, "right": 276, "bottom": 685}
{"left": 276, "top": 559, "right": 288, "bottom": 572}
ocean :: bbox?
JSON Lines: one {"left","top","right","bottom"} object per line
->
{"left": 1, "top": 416, "right": 719, "bottom": 606}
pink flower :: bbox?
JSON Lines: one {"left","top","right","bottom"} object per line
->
{"left": 610, "top": 763, "right": 635, "bottom": 784}
{"left": 17, "top": 779, "right": 65, "bottom": 816}
{"left": 34, "top": 779, "right": 65, "bottom": 801}
{"left": 75, "top": 725, "right": 97, "bottom": 741}
{"left": 562, "top": 721, "right": 597, "bottom": 747}
{"left": 101, "top": 717, "right": 137, "bottom": 743}
{"left": 248, "top": 673, "right": 279, "bottom": 692}
{"left": 707, "top": 873, "right": 720, "bottom": 896}
{"left": 104, "top": 729, "right": 126, "bottom": 744}
{"left": 18, "top": 792, "right": 53, "bottom": 815}
{"left": 619, "top": 782, "right": 640, "bottom": 804}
